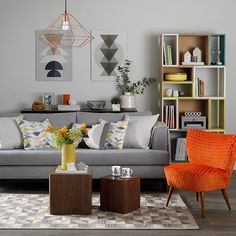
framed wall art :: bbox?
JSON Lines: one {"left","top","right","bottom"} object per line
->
{"left": 91, "top": 30, "right": 128, "bottom": 82}
{"left": 42, "top": 93, "right": 54, "bottom": 109}
{"left": 35, "top": 30, "right": 72, "bottom": 81}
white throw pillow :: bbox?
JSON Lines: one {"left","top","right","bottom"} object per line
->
{"left": 0, "top": 115, "right": 24, "bottom": 149}
{"left": 124, "top": 114, "right": 159, "bottom": 149}
{"left": 84, "top": 121, "right": 107, "bottom": 149}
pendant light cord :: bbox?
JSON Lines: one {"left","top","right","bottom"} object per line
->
{"left": 65, "top": 0, "right": 67, "bottom": 14}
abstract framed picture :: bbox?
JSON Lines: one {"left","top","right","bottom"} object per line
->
{"left": 35, "top": 30, "right": 72, "bottom": 81}
{"left": 42, "top": 93, "right": 54, "bottom": 109}
{"left": 91, "top": 30, "right": 128, "bottom": 82}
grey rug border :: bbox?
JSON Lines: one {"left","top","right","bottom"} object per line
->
{"left": 0, "top": 193, "right": 199, "bottom": 230}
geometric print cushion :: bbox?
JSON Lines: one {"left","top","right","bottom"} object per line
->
{"left": 102, "top": 120, "right": 128, "bottom": 150}
{"left": 17, "top": 119, "right": 53, "bottom": 150}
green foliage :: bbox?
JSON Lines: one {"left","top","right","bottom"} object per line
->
{"left": 116, "top": 59, "right": 157, "bottom": 95}
{"left": 111, "top": 96, "right": 121, "bottom": 104}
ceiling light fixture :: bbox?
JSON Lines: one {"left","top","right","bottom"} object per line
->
{"left": 39, "top": 0, "right": 93, "bottom": 49}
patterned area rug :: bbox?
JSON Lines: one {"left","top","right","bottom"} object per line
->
{"left": 0, "top": 193, "right": 198, "bottom": 229}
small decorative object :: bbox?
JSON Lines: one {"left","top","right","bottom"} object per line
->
{"left": 116, "top": 60, "right": 156, "bottom": 110}
{"left": 32, "top": 101, "right": 46, "bottom": 111}
{"left": 87, "top": 100, "right": 106, "bottom": 110}
{"left": 181, "top": 116, "right": 206, "bottom": 130}
{"left": 42, "top": 93, "right": 54, "bottom": 110}
{"left": 193, "top": 47, "right": 202, "bottom": 62}
{"left": 216, "top": 36, "right": 222, "bottom": 65}
{"left": 121, "top": 167, "right": 133, "bottom": 178}
{"left": 179, "top": 91, "right": 185, "bottom": 97}
{"left": 165, "top": 88, "right": 173, "bottom": 97}
{"left": 165, "top": 73, "right": 187, "bottom": 81}
{"left": 63, "top": 94, "right": 70, "bottom": 105}
{"left": 39, "top": 0, "right": 93, "bottom": 49}
{"left": 111, "top": 96, "right": 121, "bottom": 111}
{"left": 91, "top": 30, "right": 127, "bottom": 82}
{"left": 57, "top": 104, "right": 80, "bottom": 111}
{"left": 173, "top": 90, "right": 179, "bottom": 97}
{"left": 111, "top": 166, "right": 121, "bottom": 176}
{"left": 46, "top": 124, "right": 88, "bottom": 170}
{"left": 185, "top": 112, "right": 201, "bottom": 117}
{"left": 183, "top": 51, "right": 191, "bottom": 63}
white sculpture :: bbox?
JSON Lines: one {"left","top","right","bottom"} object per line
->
{"left": 193, "top": 47, "right": 202, "bottom": 62}
{"left": 183, "top": 51, "right": 191, "bottom": 63}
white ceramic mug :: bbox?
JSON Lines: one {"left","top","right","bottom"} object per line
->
{"left": 111, "top": 166, "right": 121, "bottom": 176}
{"left": 121, "top": 168, "right": 133, "bottom": 178}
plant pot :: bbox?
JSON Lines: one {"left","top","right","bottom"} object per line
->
{"left": 112, "top": 104, "right": 121, "bottom": 111}
{"left": 61, "top": 144, "right": 76, "bottom": 170}
{"left": 120, "top": 92, "right": 136, "bottom": 110}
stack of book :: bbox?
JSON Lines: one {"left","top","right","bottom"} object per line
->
{"left": 195, "top": 78, "right": 205, "bottom": 97}
{"left": 175, "top": 138, "right": 187, "bottom": 161}
{"left": 163, "top": 43, "right": 173, "bottom": 65}
{"left": 164, "top": 105, "right": 175, "bottom": 129}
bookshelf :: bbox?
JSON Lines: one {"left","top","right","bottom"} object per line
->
{"left": 160, "top": 33, "right": 226, "bottom": 163}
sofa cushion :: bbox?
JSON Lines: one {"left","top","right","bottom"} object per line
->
{"left": 76, "top": 111, "right": 152, "bottom": 125}
{"left": 0, "top": 149, "right": 169, "bottom": 166}
{"left": 23, "top": 113, "right": 77, "bottom": 128}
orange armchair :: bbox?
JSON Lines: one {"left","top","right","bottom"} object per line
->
{"left": 164, "top": 129, "right": 236, "bottom": 218}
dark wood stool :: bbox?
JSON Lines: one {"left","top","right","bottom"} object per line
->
{"left": 49, "top": 169, "right": 92, "bottom": 215}
{"left": 100, "top": 176, "right": 140, "bottom": 214}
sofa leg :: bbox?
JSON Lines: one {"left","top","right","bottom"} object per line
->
{"left": 196, "top": 192, "right": 199, "bottom": 202}
{"left": 221, "top": 189, "right": 231, "bottom": 210}
{"left": 166, "top": 187, "right": 174, "bottom": 207}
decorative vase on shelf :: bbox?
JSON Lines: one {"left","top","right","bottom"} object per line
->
{"left": 112, "top": 104, "right": 121, "bottom": 111}
{"left": 61, "top": 144, "right": 76, "bottom": 170}
{"left": 120, "top": 92, "right": 136, "bottom": 110}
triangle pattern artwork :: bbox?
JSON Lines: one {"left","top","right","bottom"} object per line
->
{"left": 100, "top": 34, "right": 119, "bottom": 76}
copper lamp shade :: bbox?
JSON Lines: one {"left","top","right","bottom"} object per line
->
{"left": 40, "top": 0, "right": 93, "bottom": 48}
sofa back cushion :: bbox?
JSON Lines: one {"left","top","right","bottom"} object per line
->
{"left": 23, "top": 113, "right": 77, "bottom": 128}
{"left": 76, "top": 111, "right": 152, "bottom": 126}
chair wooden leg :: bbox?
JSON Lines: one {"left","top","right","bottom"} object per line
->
{"left": 200, "top": 192, "right": 205, "bottom": 218}
{"left": 221, "top": 189, "right": 231, "bottom": 210}
{"left": 166, "top": 187, "right": 174, "bottom": 207}
{"left": 196, "top": 192, "right": 199, "bottom": 202}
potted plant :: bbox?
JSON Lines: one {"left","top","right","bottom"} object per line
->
{"left": 46, "top": 124, "right": 88, "bottom": 170}
{"left": 111, "top": 96, "right": 121, "bottom": 111}
{"left": 116, "top": 59, "right": 157, "bottom": 110}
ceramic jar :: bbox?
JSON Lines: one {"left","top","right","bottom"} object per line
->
{"left": 120, "top": 92, "right": 136, "bottom": 110}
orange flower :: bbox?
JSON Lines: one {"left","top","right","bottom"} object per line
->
{"left": 45, "top": 126, "right": 54, "bottom": 132}
{"left": 60, "top": 126, "right": 69, "bottom": 136}
{"left": 80, "top": 123, "right": 88, "bottom": 135}
{"left": 56, "top": 129, "right": 63, "bottom": 136}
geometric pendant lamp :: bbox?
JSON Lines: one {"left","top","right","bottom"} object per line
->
{"left": 39, "top": 0, "right": 93, "bottom": 49}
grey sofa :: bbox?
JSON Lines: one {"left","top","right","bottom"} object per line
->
{"left": 0, "top": 111, "right": 170, "bottom": 180}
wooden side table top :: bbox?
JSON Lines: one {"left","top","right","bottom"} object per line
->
{"left": 101, "top": 175, "right": 140, "bottom": 181}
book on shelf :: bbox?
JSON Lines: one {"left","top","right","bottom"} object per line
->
{"left": 175, "top": 138, "right": 187, "bottom": 161}
{"left": 164, "top": 105, "right": 175, "bottom": 129}
{"left": 163, "top": 43, "right": 173, "bottom": 65}
{"left": 195, "top": 78, "right": 205, "bottom": 97}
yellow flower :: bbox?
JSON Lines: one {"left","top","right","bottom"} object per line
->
{"left": 80, "top": 123, "right": 88, "bottom": 135}
{"left": 45, "top": 126, "right": 54, "bottom": 132}
{"left": 56, "top": 130, "right": 63, "bottom": 136}
{"left": 60, "top": 126, "right": 69, "bottom": 136}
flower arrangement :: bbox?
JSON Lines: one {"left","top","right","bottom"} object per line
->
{"left": 116, "top": 59, "right": 157, "bottom": 95}
{"left": 46, "top": 124, "right": 87, "bottom": 149}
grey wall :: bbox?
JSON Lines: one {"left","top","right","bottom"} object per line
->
{"left": 0, "top": 0, "right": 235, "bottom": 133}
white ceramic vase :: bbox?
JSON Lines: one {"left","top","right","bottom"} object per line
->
{"left": 120, "top": 92, "right": 136, "bottom": 110}
{"left": 112, "top": 104, "right": 121, "bottom": 111}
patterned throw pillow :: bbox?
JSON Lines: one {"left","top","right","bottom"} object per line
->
{"left": 102, "top": 121, "right": 128, "bottom": 150}
{"left": 17, "top": 119, "right": 52, "bottom": 150}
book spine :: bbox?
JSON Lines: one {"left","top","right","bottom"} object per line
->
{"left": 167, "top": 45, "right": 171, "bottom": 65}
{"left": 163, "top": 42, "right": 167, "bottom": 65}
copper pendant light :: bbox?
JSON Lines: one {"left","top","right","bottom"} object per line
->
{"left": 39, "top": 0, "right": 93, "bottom": 49}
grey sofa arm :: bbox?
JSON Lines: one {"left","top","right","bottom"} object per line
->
{"left": 151, "top": 122, "right": 171, "bottom": 152}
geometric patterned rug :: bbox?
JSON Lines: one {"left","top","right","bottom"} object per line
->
{"left": 0, "top": 193, "right": 198, "bottom": 229}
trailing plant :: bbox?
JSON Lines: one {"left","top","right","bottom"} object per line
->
{"left": 116, "top": 59, "right": 157, "bottom": 95}
{"left": 111, "top": 96, "right": 121, "bottom": 104}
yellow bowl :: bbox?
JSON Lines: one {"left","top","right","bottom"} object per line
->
{"left": 165, "top": 73, "right": 187, "bottom": 81}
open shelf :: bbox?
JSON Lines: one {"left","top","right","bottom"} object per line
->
{"left": 209, "top": 99, "right": 225, "bottom": 130}
{"left": 162, "top": 83, "right": 193, "bottom": 98}
{"left": 161, "top": 34, "right": 178, "bottom": 66}
{"left": 162, "top": 67, "right": 193, "bottom": 81}
{"left": 194, "top": 66, "right": 226, "bottom": 97}
{"left": 210, "top": 34, "right": 226, "bottom": 66}
{"left": 179, "top": 35, "right": 209, "bottom": 65}
{"left": 162, "top": 99, "right": 178, "bottom": 129}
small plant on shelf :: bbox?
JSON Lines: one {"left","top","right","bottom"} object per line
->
{"left": 111, "top": 96, "right": 121, "bottom": 111}
{"left": 116, "top": 59, "right": 157, "bottom": 95}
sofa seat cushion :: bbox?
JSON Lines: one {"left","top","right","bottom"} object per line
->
{"left": 0, "top": 149, "right": 169, "bottom": 166}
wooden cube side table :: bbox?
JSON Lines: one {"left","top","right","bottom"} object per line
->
{"left": 49, "top": 169, "right": 92, "bottom": 215}
{"left": 100, "top": 176, "right": 140, "bottom": 214}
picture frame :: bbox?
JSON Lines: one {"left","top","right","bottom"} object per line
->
{"left": 42, "top": 93, "right": 54, "bottom": 109}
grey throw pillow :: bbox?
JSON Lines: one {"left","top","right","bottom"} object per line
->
{"left": 124, "top": 114, "right": 159, "bottom": 149}
{"left": 0, "top": 115, "right": 24, "bottom": 149}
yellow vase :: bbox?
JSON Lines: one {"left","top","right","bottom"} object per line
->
{"left": 61, "top": 144, "right": 76, "bottom": 170}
